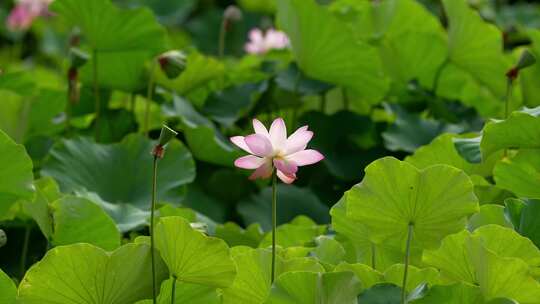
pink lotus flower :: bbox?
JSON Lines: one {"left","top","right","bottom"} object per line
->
{"left": 245, "top": 28, "right": 290, "bottom": 55}
{"left": 231, "top": 118, "right": 324, "bottom": 184}
{"left": 6, "top": 0, "right": 52, "bottom": 31}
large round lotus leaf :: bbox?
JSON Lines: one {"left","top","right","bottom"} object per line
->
{"left": 276, "top": 0, "right": 389, "bottom": 104}
{"left": 356, "top": 283, "right": 402, "bottom": 304}
{"left": 423, "top": 227, "right": 540, "bottom": 302}
{"left": 41, "top": 134, "right": 195, "bottom": 231}
{"left": 265, "top": 271, "right": 361, "bottom": 304}
{"left": 258, "top": 216, "right": 326, "bottom": 248}
{"left": 333, "top": 263, "right": 383, "bottom": 290}
{"left": 383, "top": 264, "right": 439, "bottom": 293}
{"left": 494, "top": 150, "right": 540, "bottom": 198}
{"left": 154, "top": 216, "right": 236, "bottom": 288}
{"left": 18, "top": 243, "right": 167, "bottom": 304}
{"left": 467, "top": 205, "right": 512, "bottom": 231}
{"left": 51, "top": 0, "right": 167, "bottom": 92}
{"left": 51, "top": 196, "right": 121, "bottom": 250}
{"left": 438, "top": 0, "right": 509, "bottom": 117}
{"left": 330, "top": 197, "right": 406, "bottom": 271}
{"left": 405, "top": 133, "right": 497, "bottom": 178}
{"left": 506, "top": 198, "right": 540, "bottom": 249}
{"left": 409, "top": 282, "right": 483, "bottom": 304}
{"left": 0, "top": 129, "right": 34, "bottom": 219}
{"left": 346, "top": 157, "right": 479, "bottom": 250}
{"left": 238, "top": 185, "right": 329, "bottom": 231}
{"left": 481, "top": 107, "right": 540, "bottom": 159}
{"left": 215, "top": 222, "right": 264, "bottom": 248}
{"left": 135, "top": 278, "right": 220, "bottom": 304}
{"left": 22, "top": 177, "right": 61, "bottom": 240}
{"left": 222, "top": 248, "right": 324, "bottom": 304}
{"left": 0, "top": 269, "right": 16, "bottom": 304}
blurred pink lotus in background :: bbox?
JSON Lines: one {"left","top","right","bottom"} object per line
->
{"left": 245, "top": 28, "right": 290, "bottom": 55}
{"left": 231, "top": 118, "right": 324, "bottom": 184}
{"left": 7, "top": 0, "right": 53, "bottom": 31}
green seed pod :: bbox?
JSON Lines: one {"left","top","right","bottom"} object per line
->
{"left": 69, "top": 47, "right": 90, "bottom": 69}
{"left": 516, "top": 49, "right": 536, "bottom": 70}
{"left": 0, "top": 229, "right": 6, "bottom": 248}
{"left": 158, "top": 125, "right": 178, "bottom": 146}
{"left": 158, "top": 50, "right": 187, "bottom": 79}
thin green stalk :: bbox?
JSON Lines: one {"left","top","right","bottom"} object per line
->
{"left": 271, "top": 171, "right": 278, "bottom": 283}
{"left": 432, "top": 59, "right": 449, "bottom": 95}
{"left": 371, "top": 243, "right": 376, "bottom": 270}
{"left": 20, "top": 226, "right": 31, "bottom": 278}
{"left": 218, "top": 19, "right": 227, "bottom": 57}
{"left": 150, "top": 155, "right": 159, "bottom": 304}
{"left": 171, "top": 276, "right": 177, "bottom": 304}
{"left": 504, "top": 79, "right": 513, "bottom": 157}
{"left": 93, "top": 49, "right": 101, "bottom": 142}
{"left": 505, "top": 78, "right": 513, "bottom": 119}
{"left": 145, "top": 62, "right": 157, "bottom": 136}
{"left": 320, "top": 93, "right": 327, "bottom": 113}
{"left": 401, "top": 224, "right": 414, "bottom": 304}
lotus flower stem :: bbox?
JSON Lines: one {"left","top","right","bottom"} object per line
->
{"left": 171, "top": 276, "right": 177, "bottom": 304}
{"left": 144, "top": 61, "right": 157, "bottom": 136}
{"left": 219, "top": 19, "right": 226, "bottom": 58}
{"left": 271, "top": 171, "right": 277, "bottom": 283}
{"left": 93, "top": 49, "right": 101, "bottom": 142}
{"left": 150, "top": 155, "right": 159, "bottom": 304}
{"left": 371, "top": 243, "right": 376, "bottom": 269}
{"left": 401, "top": 223, "right": 414, "bottom": 304}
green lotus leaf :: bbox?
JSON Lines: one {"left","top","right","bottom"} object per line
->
{"left": 520, "top": 30, "right": 540, "bottom": 108}
{"left": 0, "top": 129, "right": 34, "bottom": 219}
{"left": 258, "top": 216, "right": 326, "bottom": 248}
{"left": 409, "top": 282, "right": 483, "bottom": 304}
{"left": 346, "top": 157, "right": 479, "bottom": 250}
{"left": 276, "top": 0, "right": 389, "bottom": 104}
{"left": 135, "top": 278, "right": 220, "bottom": 304}
{"left": 383, "top": 264, "right": 439, "bottom": 293}
{"left": 467, "top": 205, "right": 512, "bottom": 231}
{"left": 222, "top": 248, "right": 324, "bottom": 304}
{"left": 22, "top": 177, "right": 61, "bottom": 239}
{"left": 154, "top": 216, "right": 236, "bottom": 287}
{"left": 156, "top": 53, "right": 225, "bottom": 105}
{"left": 169, "top": 95, "right": 240, "bottom": 166}
{"left": 382, "top": 106, "right": 465, "bottom": 153}
{"left": 505, "top": 198, "right": 540, "bottom": 249}
{"left": 481, "top": 107, "right": 540, "bottom": 159}
{"left": 438, "top": 0, "right": 510, "bottom": 117}
{"left": 357, "top": 283, "right": 402, "bottom": 304}
{"left": 406, "top": 133, "right": 497, "bottom": 178}
{"left": 51, "top": 195, "right": 121, "bottom": 250}
{"left": 265, "top": 271, "right": 362, "bottom": 304}
{"left": 470, "top": 175, "right": 512, "bottom": 205}
{"left": 310, "top": 236, "right": 346, "bottom": 267}
{"left": 215, "top": 222, "right": 264, "bottom": 248}
{"left": 18, "top": 243, "right": 167, "bottom": 304}
{"left": 51, "top": 0, "right": 167, "bottom": 91}
{"left": 494, "top": 150, "right": 540, "bottom": 198}
{"left": 333, "top": 263, "right": 383, "bottom": 290}
{"left": 330, "top": 197, "right": 407, "bottom": 271}
{"left": 0, "top": 269, "right": 16, "bottom": 304}
{"left": 41, "top": 134, "right": 195, "bottom": 231}
{"left": 467, "top": 236, "right": 540, "bottom": 303}
{"left": 424, "top": 226, "right": 540, "bottom": 301}
{"left": 239, "top": 186, "right": 329, "bottom": 232}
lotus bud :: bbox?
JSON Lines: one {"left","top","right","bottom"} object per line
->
{"left": 158, "top": 50, "right": 187, "bottom": 79}
{"left": 152, "top": 125, "right": 178, "bottom": 158}
{"left": 506, "top": 49, "right": 536, "bottom": 80}
{"left": 223, "top": 5, "right": 242, "bottom": 23}
{"left": 516, "top": 49, "right": 536, "bottom": 70}
{"left": 69, "top": 47, "right": 90, "bottom": 69}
